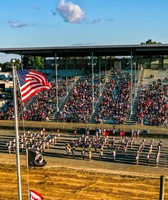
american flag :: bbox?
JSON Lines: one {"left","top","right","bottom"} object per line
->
{"left": 17, "top": 70, "right": 51, "bottom": 103}
{"left": 29, "top": 190, "right": 43, "bottom": 200}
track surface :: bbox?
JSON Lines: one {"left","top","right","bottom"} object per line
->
{"left": 0, "top": 129, "right": 168, "bottom": 200}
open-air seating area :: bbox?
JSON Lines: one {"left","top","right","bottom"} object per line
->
{"left": 0, "top": 69, "right": 167, "bottom": 127}
{"left": 94, "top": 72, "right": 131, "bottom": 124}
{"left": 136, "top": 79, "right": 168, "bottom": 126}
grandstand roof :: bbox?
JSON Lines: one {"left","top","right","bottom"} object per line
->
{"left": 1, "top": 44, "right": 168, "bottom": 57}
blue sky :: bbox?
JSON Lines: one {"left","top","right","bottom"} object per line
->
{"left": 0, "top": 0, "right": 168, "bottom": 62}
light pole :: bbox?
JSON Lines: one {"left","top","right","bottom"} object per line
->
{"left": 130, "top": 51, "right": 133, "bottom": 115}
{"left": 134, "top": 62, "right": 136, "bottom": 94}
{"left": 98, "top": 58, "right": 102, "bottom": 96}
{"left": 88, "top": 52, "right": 96, "bottom": 113}
{"left": 20, "top": 54, "right": 23, "bottom": 70}
{"left": 91, "top": 53, "right": 95, "bottom": 113}
{"left": 105, "top": 56, "right": 107, "bottom": 76}
{"left": 55, "top": 53, "right": 59, "bottom": 112}
{"left": 65, "top": 58, "right": 68, "bottom": 95}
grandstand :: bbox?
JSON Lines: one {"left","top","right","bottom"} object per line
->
{"left": 0, "top": 44, "right": 167, "bottom": 128}
{"left": 0, "top": 67, "right": 167, "bottom": 128}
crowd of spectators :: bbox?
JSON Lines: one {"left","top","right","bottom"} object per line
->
{"left": 2, "top": 79, "right": 69, "bottom": 121}
{"left": 3, "top": 88, "right": 23, "bottom": 120}
{"left": 1, "top": 69, "right": 167, "bottom": 127}
{"left": 136, "top": 79, "right": 168, "bottom": 126}
{"left": 57, "top": 75, "right": 101, "bottom": 123}
{"left": 94, "top": 72, "right": 131, "bottom": 124}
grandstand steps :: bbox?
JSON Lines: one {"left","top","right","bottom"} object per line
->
{"left": 124, "top": 77, "right": 143, "bottom": 126}
{"left": 139, "top": 69, "right": 144, "bottom": 84}
{"left": 49, "top": 99, "right": 66, "bottom": 121}
{"left": 50, "top": 97, "right": 68, "bottom": 121}
{"left": 90, "top": 71, "right": 112, "bottom": 123}
{"left": 124, "top": 113, "right": 137, "bottom": 125}
{"left": 53, "top": 77, "right": 82, "bottom": 121}
{"left": 0, "top": 100, "right": 10, "bottom": 111}
{"left": 90, "top": 95, "right": 103, "bottom": 123}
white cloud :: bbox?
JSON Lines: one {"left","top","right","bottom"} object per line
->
{"left": 9, "top": 21, "right": 28, "bottom": 28}
{"left": 56, "top": 0, "right": 84, "bottom": 23}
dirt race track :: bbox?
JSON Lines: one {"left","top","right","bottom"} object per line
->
{"left": 0, "top": 127, "right": 168, "bottom": 200}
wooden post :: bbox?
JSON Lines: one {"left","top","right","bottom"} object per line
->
{"left": 159, "top": 175, "right": 165, "bottom": 200}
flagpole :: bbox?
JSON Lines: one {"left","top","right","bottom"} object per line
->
{"left": 12, "top": 63, "right": 22, "bottom": 200}
{"left": 26, "top": 148, "right": 30, "bottom": 200}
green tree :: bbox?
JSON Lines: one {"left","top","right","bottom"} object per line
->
{"left": 141, "top": 39, "right": 162, "bottom": 45}
{"left": 23, "top": 56, "right": 44, "bottom": 69}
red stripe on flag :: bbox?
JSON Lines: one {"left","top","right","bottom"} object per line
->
{"left": 29, "top": 189, "right": 43, "bottom": 200}
{"left": 17, "top": 70, "right": 51, "bottom": 103}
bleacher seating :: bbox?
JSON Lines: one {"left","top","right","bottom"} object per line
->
{"left": 57, "top": 75, "right": 100, "bottom": 123}
{"left": 0, "top": 68, "right": 167, "bottom": 127}
{"left": 135, "top": 69, "right": 168, "bottom": 126}
{"left": 94, "top": 70, "right": 132, "bottom": 124}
